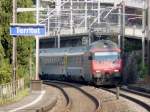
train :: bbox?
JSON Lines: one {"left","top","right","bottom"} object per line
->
{"left": 39, "top": 40, "right": 122, "bottom": 85}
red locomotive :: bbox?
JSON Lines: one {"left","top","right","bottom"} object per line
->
{"left": 39, "top": 40, "right": 122, "bottom": 85}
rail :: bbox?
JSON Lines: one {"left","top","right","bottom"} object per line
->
{"left": 45, "top": 80, "right": 101, "bottom": 112}
{"left": 103, "top": 87, "right": 150, "bottom": 112}
{"left": 44, "top": 81, "right": 72, "bottom": 112}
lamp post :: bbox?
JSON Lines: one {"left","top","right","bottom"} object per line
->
{"left": 12, "top": 0, "right": 17, "bottom": 95}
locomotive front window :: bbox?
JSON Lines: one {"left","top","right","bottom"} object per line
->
{"left": 93, "top": 52, "right": 119, "bottom": 61}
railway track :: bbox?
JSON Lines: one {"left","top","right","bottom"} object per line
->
{"left": 44, "top": 80, "right": 101, "bottom": 112}
{"left": 103, "top": 87, "right": 150, "bottom": 112}
{"left": 44, "top": 81, "right": 71, "bottom": 112}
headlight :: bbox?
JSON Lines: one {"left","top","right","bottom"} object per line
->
{"left": 114, "top": 69, "right": 119, "bottom": 72}
{"left": 96, "top": 70, "right": 101, "bottom": 73}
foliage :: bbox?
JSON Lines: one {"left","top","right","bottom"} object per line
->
{"left": 16, "top": 0, "right": 35, "bottom": 80}
{"left": 0, "top": 0, "right": 12, "bottom": 84}
{"left": 0, "top": 60, "right": 11, "bottom": 84}
{"left": 138, "top": 63, "right": 148, "bottom": 79}
{"left": 125, "top": 39, "right": 142, "bottom": 52}
{"left": 0, "top": 0, "right": 35, "bottom": 84}
{"left": 135, "top": 54, "right": 148, "bottom": 79}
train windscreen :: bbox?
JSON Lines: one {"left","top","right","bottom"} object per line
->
{"left": 93, "top": 52, "right": 120, "bottom": 61}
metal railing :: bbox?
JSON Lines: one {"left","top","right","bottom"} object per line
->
{"left": 0, "top": 78, "right": 24, "bottom": 104}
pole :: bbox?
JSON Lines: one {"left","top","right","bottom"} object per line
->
{"left": 98, "top": 0, "right": 101, "bottom": 24}
{"left": 70, "top": 0, "right": 73, "bottom": 34}
{"left": 116, "top": 86, "right": 120, "bottom": 99}
{"left": 122, "top": 1, "right": 125, "bottom": 52}
{"left": 56, "top": 0, "right": 61, "bottom": 48}
{"left": 121, "top": 1, "right": 126, "bottom": 84}
{"left": 12, "top": 0, "right": 17, "bottom": 95}
{"left": 35, "top": 0, "right": 40, "bottom": 80}
{"left": 118, "top": 7, "right": 121, "bottom": 48}
{"left": 148, "top": 0, "right": 150, "bottom": 76}
{"left": 47, "top": 5, "right": 50, "bottom": 35}
{"left": 142, "top": 1, "right": 146, "bottom": 67}
{"left": 85, "top": 0, "right": 87, "bottom": 31}
{"left": 88, "top": 28, "right": 91, "bottom": 45}
{"left": 29, "top": 47, "right": 32, "bottom": 80}
{"left": 58, "top": 30, "right": 60, "bottom": 48}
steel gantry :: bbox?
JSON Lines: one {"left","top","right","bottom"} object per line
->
{"left": 40, "top": 0, "right": 124, "bottom": 38}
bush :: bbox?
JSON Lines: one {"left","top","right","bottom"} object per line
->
{"left": 17, "top": 65, "right": 34, "bottom": 87}
{"left": 0, "top": 60, "right": 11, "bottom": 84}
{"left": 139, "top": 64, "right": 148, "bottom": 79}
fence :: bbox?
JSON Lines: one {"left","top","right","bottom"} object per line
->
{"left": 0, "top": 78, "right": 24, "bottom": 104}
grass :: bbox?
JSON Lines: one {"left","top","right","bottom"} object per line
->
{"left": 0, "top": 88, "right": 29, "bottom": 106}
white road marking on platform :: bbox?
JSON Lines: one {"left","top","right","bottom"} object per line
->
{"left": 9, "top": 90, "right": 46, "bottom": 112}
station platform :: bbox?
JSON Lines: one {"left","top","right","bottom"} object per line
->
{"left": 0, "top": 85, "right": 57, "bottom": 112}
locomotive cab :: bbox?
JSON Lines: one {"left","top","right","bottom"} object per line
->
{"left": 87, "top": 40, "right": 122, "bottom": 85}
{"left": 91, "top": 51, "right": 122, "bottom": 85}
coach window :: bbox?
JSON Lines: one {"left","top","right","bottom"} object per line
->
{"left": 56, "top": 57, "right": 57, "bottom": 65}
{"left": 78, "top": 56, "right": 81, "bottom": 65}
{"left": 56, "top": 57, "right": 57, "bottom": 64}
{"left": 62, "top": 57, "right": 63, "bottom": 65}
{"left": 57, "top": 57, "right": 58, "bottom": 65}
{"left": 71, "top": 56, "right": 73, "bottom": 65}
{"left": 50, "top": 57, "right": 52, "bottom": 63}
{"left": 61, "top": 57, "right": 63, "bottom": 65}
{"left": 59, "top": 57, "right": 61, "bottom": 65}
{"left": 58, "top": 57, "right": 60, "bottom": 65}
{"left": 68, "top": 56, "right": 70, "bottom": 65}
{"left": 75, "top": 56, "right": 78, "bottom": 65}
{"left": 52, "top": 57, "right": 54, "bottom": 64}
{"left": 73, "top": 56, "right": 75, "bottom": 65}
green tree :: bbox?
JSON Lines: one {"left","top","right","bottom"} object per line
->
{"left": 0, "top": 0, "right": 12, "bottom": 84}
{"left": 0, "top": 0, "right": 35, "bottom": 84}
{"left": 17, "top": 0, "right": 35, "bottom": 79}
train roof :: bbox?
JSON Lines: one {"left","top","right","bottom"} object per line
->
{"left": 39, "top": 40, "right": 119, "bottom": 57}
{"left": 89, "top": 40, "right": 118, "bottom": 50}
{"left": 40, "top": 46, "right": 87, "bottom": 57}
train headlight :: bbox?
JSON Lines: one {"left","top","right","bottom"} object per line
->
{"left": 96, "top": 70, "right": 101, "bottom": 73}
{"left": 114, "top": 69, "right": 119, "bottom": 72}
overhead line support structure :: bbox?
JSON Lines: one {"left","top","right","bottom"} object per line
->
{"left": 142, "top": 1, "right": 146, "bottom": 67}
{"left": 148, "top": 0, "right": 150, "bottom": 76}
{"left": 120, "top": 1, "right": 125, "bottom": 84}
{"left": 12, "top": 0, "right": 17, "bottom": 95}
{"left": 56, "top": 0, "right": 61, "bottom": 48}
{"left": 118, "top": 7, "right": 121, "bottom": 48}
{"left": 122, "top": 1, "right": 125, "bottom": 53}
{"left": 35, "top": 0, "right": 40, "bottom": 80}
